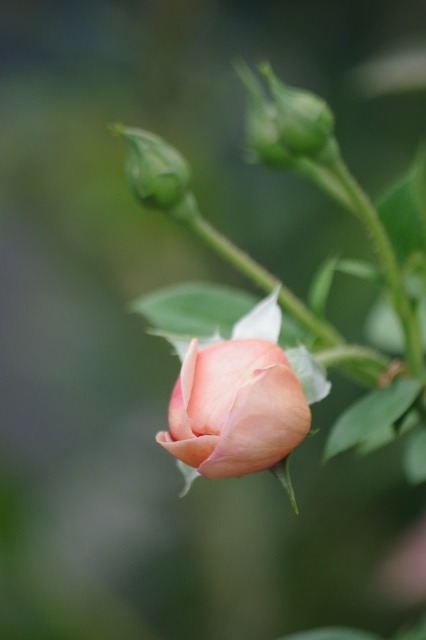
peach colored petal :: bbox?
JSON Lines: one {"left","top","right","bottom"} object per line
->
{"left": 167, "top": 338, "right": 198, "bottom": 441}
{"left": 168, "top": 379, "right": 194, "bottom": 441}
{"left": 156, "top": 431, "right": 219, "bottom": 468}
{"left": 180, "top": 338, "right": 198, "bottom": 408}
{"left": 188, "top": 339, "right": 288, "bottom": 436}
{"left": 198, "top": 364, "right": 311, "bottom": 479}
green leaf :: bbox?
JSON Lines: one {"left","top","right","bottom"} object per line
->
{"left": 336, "top": 259, "right": 381, "bottom": 282}
{"left": 377, "top": 154, "right": 426, "bottom": 265}
{"left": 324, "top": 378, "right": 423, "bottom": 461}
{"left": 356, "top": 422, "right": 395, "bottom": 455}
{"left": 308, "top": 257, "right": 338, "bottom": 317}
{"left": 358, "top": 409, "right": 420, "bottom": 456}
{"left": 394, "top": 612, "right": 426, "bottom": 640}
{"left": 277, "top": 628, "right": 382, "bottom": 640}
{"left": 364, "top": 296, "right": 404, "bottom": 352}
{"left": 403, "top": 428, "right": 426, "bottom": 484}
{"left": 132, "top": 281, "right": 305, "bottom": 344}
{"left": 365, "top": 295, "right": 426, "bottom": 353}
{"left": 308, "top": 258, "right": 380, "bottom": 318}
{"left": 349, "top": 44, "right": 426, "bottom": 98}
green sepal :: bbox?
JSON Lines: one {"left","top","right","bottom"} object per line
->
{"left": 176, "top": 461, "right": 201, "bottom": 497}
{"left": 270, "top": 456, "right": 299, "bottom": 515}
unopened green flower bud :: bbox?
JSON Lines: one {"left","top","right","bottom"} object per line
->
{"left": 236, "top": 61, "right": 294, "bottom": 169}
{"left": 261, "top": 63, "right": 334, "bottom": 157}
{"left": 113, "top": 125, "right": 192, "bottom": 212}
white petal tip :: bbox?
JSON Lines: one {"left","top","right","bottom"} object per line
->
{"left": 231, "top": 287, "right": 282, "bottom": 343}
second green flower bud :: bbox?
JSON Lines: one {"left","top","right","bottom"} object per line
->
{"left": 261, "top": 63, "right": 334, "bottom": 156}
{"left": 239, "top": 63, "right": 337, "bottom": 166}
{"left": 114, "top": 125, "right": 192, "bottom": 213}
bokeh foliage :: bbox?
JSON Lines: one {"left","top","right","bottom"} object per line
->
{"left": 2, "top": 1, "right": 426, "bottom": 639}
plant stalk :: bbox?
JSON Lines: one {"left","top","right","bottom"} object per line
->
{"left": 184, "top": 210, "right": 343, "bottom": 348}
{"left": 332, "top": 160, "right": 423, "bottom": 377}
{"left": 298, "top": 152, "right": 423, "bottom": 377}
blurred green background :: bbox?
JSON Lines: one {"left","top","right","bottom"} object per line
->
{"left": 1, "top": 2, "right": 426, "bottom": 639}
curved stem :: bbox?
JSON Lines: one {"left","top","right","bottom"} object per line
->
{"left": 332, "top": 160, "right": 423, "bottom": 377}
{"left": 184, "top": 210, "right": 343, "bottom": 348}
{"left": 413, "top": 149, "right": 426, "bottom": 249}
{"left": 332, "top": 160, "right": 401, "bottom": 292}
{"left": 314, "top": 344, "right": 390, "bottom": 369}
{"left": 314, "top": 344, "right": 393, "bottom": 388}
{"left": 297, "top": 151, "right": 423, "bottom": 377}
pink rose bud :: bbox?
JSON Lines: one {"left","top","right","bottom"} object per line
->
{"left": 156, "top": 338, "right": 311, "bottom": 479}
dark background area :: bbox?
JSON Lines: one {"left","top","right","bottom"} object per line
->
{"left": 1, "top": 2, "right": 426, "bottom": 639}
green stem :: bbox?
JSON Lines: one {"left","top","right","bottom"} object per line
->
{"left": 314, "top": 344, "right": 390, "bottom": 370}
{"left": 296, "top": 157, "right": 353, "bottom": 211}
{"left": 297, "top": 153, "right": 423, "bottom": 377}
{"left": 332, "top": 160, "right": 423, "bottom": 377}
{"left": 332, "top": 160, "right": 401, "bottom": 289}
{"left": 183, "top": 206, "right": 343, "bottom": 347}
{"left": 413, "top": 149, "right": 426, "bottom": 249}
{"left": 314, "top": 344, "right": 391, "bottom": 387}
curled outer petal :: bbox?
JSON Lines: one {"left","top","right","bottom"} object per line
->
{"left": 155, "top": 432, "right": 219, "bottom": 469}
{"left": 168, "top": 338, "right": 198, "bottom": 441}
{"left": 198, "top": 364, "right": 311, "bottom": 479}
{"left": 187, "top": 339, "right": 288, "bottom": 436}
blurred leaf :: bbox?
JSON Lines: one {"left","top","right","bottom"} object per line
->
{"left": 365, "top": 296, "right": 426, "bottom": 353}
{"left": 394, "top": 612, "right": 426, "bottom": 639}
{"left": 336, "top": 259, "right": 381, "bottom": 282}
{"left": 308, "top": 257, "right": 338, "bottom": 317}
{"left": 132, "top": 282, "right": 305, "bottom": 344}
{"left": 365, "top": 296, "right": 404, "bottom": 352}
{"left": 377, "top": 154, "right": 426, "bottom": 266}
{"left": 356, "top": 422, "right": 395, "bottom": 455}
{"left": 348, "top": 42, "right": 426, "bottom": 98}
{"left": 365, "top": 296, "right": 403, "bottom": 352}
{"left": 308, "top": 258, "right": 380, "bottom": 318}
{"left": 133, "top": 282, "right": 259, "bottom": 336}
{"left": 150, "top": 329, "right": 221, "bottom": 361}
{"left": 324, "top": 378, "right": 423, "bottom": 461}
{"left": 277, "top": 627, "right": 382, "bottom": 640}
{"left": 403, "top": 428, "right": 426, "bottom": 484}
{"left": 358, "top": 409, "right": 421, "bottom": 455}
